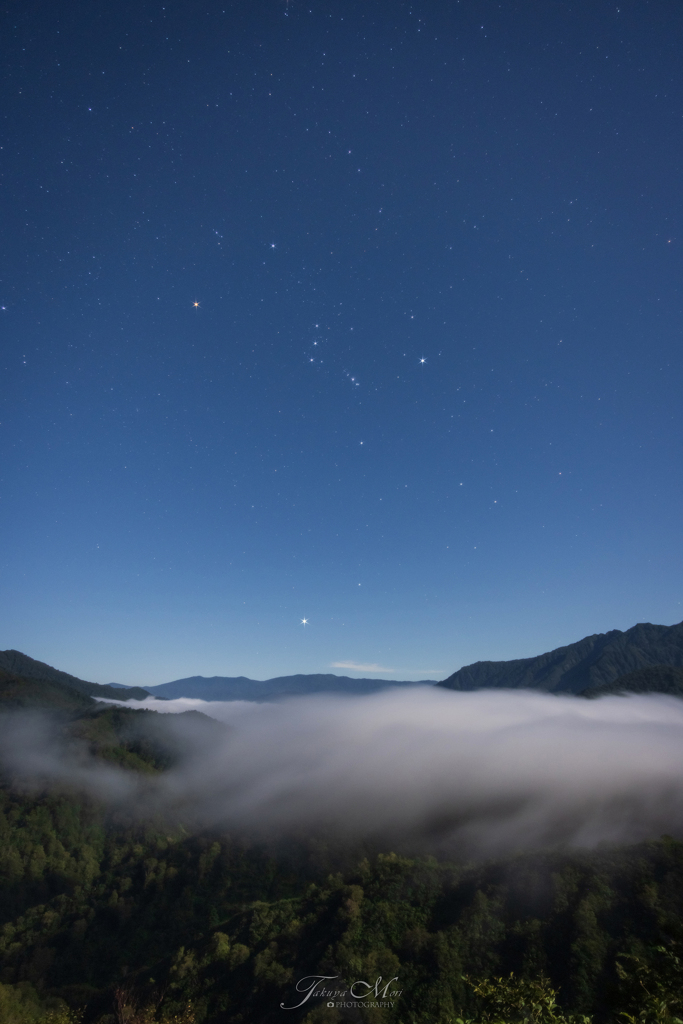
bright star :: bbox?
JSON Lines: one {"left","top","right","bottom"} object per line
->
{"left": 301, "top": 617, "right": 308, "bottom": 626}
{"left": 270, "top": 243, "right": 276, "bottom": 249}
{"left": 420, "top": 357, "right": 426, "bottom": 364}
{"left": 193, "top": 301, "right": 200, "bottom": 308}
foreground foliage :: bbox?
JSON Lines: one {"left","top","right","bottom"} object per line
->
{"left": 2, "top": 778, "right": 683, "bottom": 1023}
{"left": 6, "top": 958, "right": 683, "bottom": 1024}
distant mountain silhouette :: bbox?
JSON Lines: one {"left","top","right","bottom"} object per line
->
{"left": 145, "top": 673, "right": 436, "bottom": 701}
{"left": 580, "top": 664, "right": 683, "bottom": 699}
{"left": 0, "top": 650, "right": 152, "bottom": 702}
{"left": 438, "top": 620, "right": 683, "bottom": 695}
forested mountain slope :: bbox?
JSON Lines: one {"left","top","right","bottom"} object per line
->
{"left": 439, "top": 620, "right": 683, "bottom": 694}
{"left": 0, "top": 668, "right": 95, "bottom": 713}
{"left": 0, "top": 650, "right": 151, "bottom": 702}
{"left": 1, "top": 781, "right": 683, "bottom": 1024}
{"left": 580, "top": 663, "right": 683, "bottom": 698}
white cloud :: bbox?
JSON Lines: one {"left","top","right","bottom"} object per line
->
{"left": 6, "top": 689, "right": 683, "bottom": 857}
{"left": 330, "top": 661, "right": 394, "bottom": 672}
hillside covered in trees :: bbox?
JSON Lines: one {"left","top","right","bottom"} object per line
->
{"left": 0, "top": 652, "right": 151, "bottom": 704}
{"left": 439, "top": 620, "right": 683, "bottom": 694}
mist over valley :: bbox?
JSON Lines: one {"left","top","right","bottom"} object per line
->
{"left": 4, "top": 620, "right": 683, "bottom": 858}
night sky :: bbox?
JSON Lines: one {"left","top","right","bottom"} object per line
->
{"left": 2, "top": 1, "right": 682, "bottom": 686}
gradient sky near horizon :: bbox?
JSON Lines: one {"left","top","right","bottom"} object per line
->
{"left": 1, "top": 0, "right": 682, "bottom": 686}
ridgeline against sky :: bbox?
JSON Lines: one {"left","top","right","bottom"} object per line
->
{"left": 1, "top": 1, "right": 681, "bottom": 684}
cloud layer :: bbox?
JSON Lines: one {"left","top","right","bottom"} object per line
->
{"left": 4, "top": 687, "right": 683, "bottom": 856}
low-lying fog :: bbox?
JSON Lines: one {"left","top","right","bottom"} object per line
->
{"left": 4, "top": 687, "right": 683, "bottom": 856}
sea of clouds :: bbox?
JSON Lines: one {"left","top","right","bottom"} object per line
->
{"left": 3, "top": 687, "right": 683, "bottom": 856}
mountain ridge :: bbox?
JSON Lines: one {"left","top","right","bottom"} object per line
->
{"left": 438, "top": 620, "right": 683, "bottom": 694}
{"left": 144, "top": 672, "right": 436, "bottom": 701}
{"left": 0, "top": 650, "right": 152, "bottom": 702}
{"left": 6, "top": 619, "right": 683, "bottom": 706}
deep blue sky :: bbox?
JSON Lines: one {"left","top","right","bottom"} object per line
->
{"left": 1, "top": 0, "right": 681, "bottom": 685}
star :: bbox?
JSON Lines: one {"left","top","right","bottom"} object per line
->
{"left": 193, "top": 301, "right": 200, "bottom": 308}
{"left": 300, "top": 617, "right": 308, "bottom": 626}
{"left": 419, "top": 357, "right": 426, "bottom": 364}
